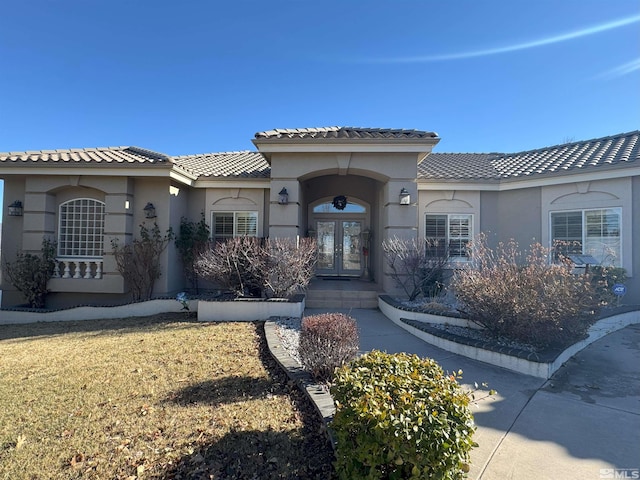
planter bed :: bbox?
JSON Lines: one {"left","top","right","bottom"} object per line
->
{"left": 379, "top": 295, "right": 640, "bottom": 379}
{"left": 197, "top": 294, "right": 305, "bottom": 322}
{"left": 0, "top": 298, "right": 196, "bottom": 325}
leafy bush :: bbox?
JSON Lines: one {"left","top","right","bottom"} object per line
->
{"left": 382, "top": 237, "right": 450, "bottom": 301}
{"left": 331, "top": 351, "right": 476, "bottom": 480}
{"left": 3, "top": 237, "right": 56, "bottom": 308}
{"left": 453, "top": 234, "right": 601, "bottom": 348}
{"left": 298, "top": 313, "right": 359, "bottom": 382}
{"left": 110, "top": 222, "right": 174, "bottom": 302}
{"left": 195, "top": 237, "right": 317, "bottom": 298}
{"left": 175, "top": 213, "right": 210, "bottom": 293}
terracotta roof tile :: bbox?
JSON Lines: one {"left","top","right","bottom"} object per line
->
{"left": 171, "top": 151, "right": 270, "bottom": 179}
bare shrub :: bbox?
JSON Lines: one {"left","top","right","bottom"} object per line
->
{"left": 194, "top": 236, "right": 264, "bottom": 297}
{"left": 298, "top": 313, "right": 359, "bottom": 382}
{"left": 110, "top": 222, "right": 174, "bottom": 302}
{"left": 3, "top": 237, "right": 56, "bottom": 308}
{"left": 382, "top": 236, "right": 450, "bottom": 301}
{"left": 453, "top": 234, "right": 601, "bottom": 348}
{"left": 262, "top": 237, "right": 317, "bottom": 298}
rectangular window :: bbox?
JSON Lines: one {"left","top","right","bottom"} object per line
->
{"left": 212, "top": 211, "right": 258, "bottom": 241}
{"left": 551, "top": 208, "right": 621, "bottom": 266}
{"left": 425, "top": 214, "right": 472, "bottom": 260}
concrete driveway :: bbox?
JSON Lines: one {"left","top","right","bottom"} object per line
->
{"left": 304, "top": 308, "right": 640, "bottom": 480}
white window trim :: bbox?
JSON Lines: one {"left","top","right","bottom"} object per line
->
{"left": 425, "top": 213, "right": 473, "bottom": 263}
{"left": 549, "top": 207, "right": 622, "bottom": 267}
{"left": 211, "top": 211, "right": 258, "bottom": 240}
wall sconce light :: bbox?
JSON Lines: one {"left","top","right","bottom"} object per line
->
{"left": 399, "top": 188, "right": 411, "bottom": 205}
{"left": 278, "top": 187, "right": 289, "bottom": 205}
{"left": 143, "top": 202, "right": 157, "bottom": 219}
{"left": 8, "top": 200, "right": 23, "bottom": 217}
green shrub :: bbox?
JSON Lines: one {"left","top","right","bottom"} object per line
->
{"left": 175, "top": 213, "right": 210, "bottom": 293}
{"left": 453, "top": 235, "right": 601, "bottom": 349}
{"left": 331, "top": 351, "right": 476, "bottom": 480}
{"left": 3, "top": 237, "right": 56, "bottom": 308}
{"left": 298, "top": 313, "right": 359, "bottom": 382}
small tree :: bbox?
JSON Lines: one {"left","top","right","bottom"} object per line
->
{"left": 3, "top": 237, "right": 57, "bottom": 308}
{"left": 175, "top": 213, "right": 210, "bottom": 293}
{"left": 111, "top": 222, "right": 174, "bottom": 302}
{"left": 382, "top": 236, "right": 450, "bottom": 301}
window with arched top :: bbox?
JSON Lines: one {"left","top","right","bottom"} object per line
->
{"left": 58, "top": 198, "right": 105, "bottom": 257}
{"left": 312, "top": 200, "right": 366, "bottom": 214}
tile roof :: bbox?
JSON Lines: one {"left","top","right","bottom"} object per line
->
{"left": 0, "top": 146, "right": 170, "bottom": 165}
{"left": 419, "top": 130, "right": 639, "bottom": 181}
{"left": 255, "top": 126, "right": 439, "bottom": 140}
{"left": 171, "top": 151, "right": 270, "bottom": 178}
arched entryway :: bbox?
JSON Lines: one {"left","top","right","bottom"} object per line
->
{"left": 309, "top": 198, "right": 371, "bottom": 277}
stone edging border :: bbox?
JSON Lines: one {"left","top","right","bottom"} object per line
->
{"left": 263, "top": 320, "right": 336, "bottom": 449}
{"left": 380, "top": 296, "right": 640, "bottom": 379}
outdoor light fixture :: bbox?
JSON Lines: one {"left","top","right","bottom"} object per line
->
{"left": 8, "top": 200, "right": 23, "bottom": 217}
{"left": 278, "top": 187, "right": 289, "bottom": 205}
{"left": 399, "top": 188, "right": 411, "bottom": 205}
{"left": 143, "top": 202, "right": 157, "bottom": 219}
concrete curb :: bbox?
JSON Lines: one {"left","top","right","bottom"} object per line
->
{"left": 263, "top": 320, "right": 336, "bottom": 448}
{"left": 383, "top": 299, "right": 640, "bottom": 378}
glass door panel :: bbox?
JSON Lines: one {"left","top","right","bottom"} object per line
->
{"left": 342, "top": 221, "right": 362, "bottom": 273}
{"left": 314, "top": 220, "right": 363, "bottom": 276}
{"left": 317, "top": 221, "right": 336, "bottom": 272}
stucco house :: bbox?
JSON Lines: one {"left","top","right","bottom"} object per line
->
{"left": 0, "top": 126, "right": 638, "bottom": 309}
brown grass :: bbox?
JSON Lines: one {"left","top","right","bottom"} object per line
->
{"left": 0, "top": 314, "right": 334, "bottom": 479}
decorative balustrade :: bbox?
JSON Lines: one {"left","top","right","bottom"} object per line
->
{"left": 54, "top": 258, "right": 103, "bottom": 279}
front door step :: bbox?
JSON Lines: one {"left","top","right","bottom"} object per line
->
{"left": 305, "top": 289, "right": 378, "bottom": 309}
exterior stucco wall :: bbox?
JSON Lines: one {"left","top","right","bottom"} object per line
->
{"left": 629, "top": 176, "right": 640, "bottom": 304}
{"left": 478, "top": 188, "right": 540, "bottom": 248}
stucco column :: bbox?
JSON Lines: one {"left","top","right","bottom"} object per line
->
{"left": 381, "top": 180, "right": 419, "bottom": 292}
{"left": 268, "top": 180, "right": 301, "bottom": 240}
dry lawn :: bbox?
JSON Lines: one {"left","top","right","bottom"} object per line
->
{"left": 0, "top": 314, "right": 334, "bottom": 479}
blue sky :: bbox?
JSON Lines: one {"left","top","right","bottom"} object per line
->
{"left": 1, "top": 1, "right": 639, "bottom": 211}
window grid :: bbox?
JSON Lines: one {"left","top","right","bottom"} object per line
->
{"left": 58, "top": 199, "right": 105, "bottom": 257}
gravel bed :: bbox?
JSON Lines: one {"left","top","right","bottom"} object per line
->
{"left": 426, "top": 322, "right": 539, "bottom": 353}
{"left": 273, "top": 316, "right": 303, "bottom": 365}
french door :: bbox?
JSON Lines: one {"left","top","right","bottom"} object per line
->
{"left": 316, "top": 220, "right": 363, "bottom": 276}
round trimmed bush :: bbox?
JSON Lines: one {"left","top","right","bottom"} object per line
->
{"left": 331, "top": 350, "right": 476, "bottom": 479}
{"left": 298, "top": 313, "right": 359, "bottom": 382}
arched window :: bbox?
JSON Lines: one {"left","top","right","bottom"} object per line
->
{"left": 312, "top": 200, "right": 366, "bottom": 214}
{"left": 58, "top": 198, "right": 105, "bottom": 257}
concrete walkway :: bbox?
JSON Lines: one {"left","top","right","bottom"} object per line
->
{"left": 304, "top": 308, "right": 640, "bottom": 480}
